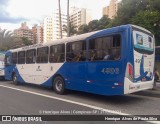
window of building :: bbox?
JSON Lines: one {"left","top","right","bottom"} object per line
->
{"left": 18, "top": 51, "right": 25, "bottom": 64}
{"left": 88, "top": 34, "right": 121, "bottom": 61}
{"left": 49, "top": 44, "right": 65, "bottom": 63}
{"left": 12, "top": 52, "right": 17, "bottom": 64}
{"left": 37, "top": 47, "right": 48, "bottom": 63}
{"left": 26, "top": 49, "right": 36, "bottom": 64}
{"left": 66, "top": 41, "right": 86, "bottom": 62}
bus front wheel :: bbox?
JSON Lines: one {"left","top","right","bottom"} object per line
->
{"left": 12, "top": 73, "right": 18, "bottom": 85}
{"left": 53, "top": 76, "right": 65, "bottom": 95}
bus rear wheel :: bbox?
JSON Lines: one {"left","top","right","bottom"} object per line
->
{"left": 12, "top": 73, "right": 18, "bottom": 85}
{"left": 53, "top": 76, "right": 65, "bottom": 95}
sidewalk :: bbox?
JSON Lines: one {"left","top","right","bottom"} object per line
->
{"left": 144, "top": 82, "right": 160, "bottom": 97}
{"left": 153, "top": 82, "right": 160, "bottom": 91}
{"left": 133, "top": 82, "right": 160, "bottom": 98}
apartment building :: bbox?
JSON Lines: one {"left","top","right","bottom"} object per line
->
{"left": 43, "top": 17, "right": 53, "bottom": 43}
{"left": 32, "top": 24, "right": 43, "bottom": 44}
{"left": 53, "top": 10, "right": 67, "bottom": 40}
{"left": 69, "top": 7, "right": 92, "bottom": 30}
{"left": 43, "top": 10, "right": 67, "bottom": 42}
{"left": 103, "top": 0, "right": 119, "bottom": 19}
{"left": 14, "top": 22, "right": 34, "bottom": 43}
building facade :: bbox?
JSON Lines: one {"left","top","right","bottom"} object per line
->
{"left": 103, "top": 0, "right": 119, "bottom": 19}
{"left": 69, "top": 7, "right": 92, "bottom": 30}
{"left": 43, "top": 17, "right": 53, "bottom": 43}
{"left": 14, "top": 22, "right": 34, "bottom": 43}
{"left": 43, "top": 10, "right": 67, "bottom": 42}
{"left": 32, "top": 24, "right": 43, "bottom": 44}
{"left": 52, "top": 10, "right": 67, "bottom": 40}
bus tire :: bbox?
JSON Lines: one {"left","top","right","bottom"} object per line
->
{"left": 12, "top": 73, "right": 18, "bottom": 85}
{"left": 53, "top": 76, "right": 65, "bottom": 95}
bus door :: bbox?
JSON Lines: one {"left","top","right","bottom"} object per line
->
{"left": 65, "top": 41, "right": 87, "bottom": 91}
{"left": 4, "top": 52, "right": 13, "bottom": 80}
{"left": 86, "top": 34, "right": 124, "bottom": 95}
{"left": 0, "top": 52, "right": 5, "bottom": 77}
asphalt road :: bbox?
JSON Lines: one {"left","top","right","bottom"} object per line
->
{"left": 0, "top": 81, "right": 160, "bottom": 124}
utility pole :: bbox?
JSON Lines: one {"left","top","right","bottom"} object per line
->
{"left": 67, "top": 0, "right": 70, "bottom": 37}
{"left": 58, "top": 0, "right": 62, "bottom": 39}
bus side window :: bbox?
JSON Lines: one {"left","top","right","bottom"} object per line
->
{"left": 66, "top": 41, "right": 86, "bottom": 62}
{"left": 49, "top": 44, "right": 65, "bottom": 63}
{"left": 26, "top": 49, "right": 36, "bottom": 64}
{"left": 37, "top": 47, "right": 48, "bottom": 63}
{"left": 66, "top": 43, "right": 74, "bottom": 62}
{"left": 89, "top": 34, "right": 121, "bottom": 61}
{"left": 18, "top": 51, "right": 25, "bottom": 64}
{"left": 90, "top": 50, "right": 97, "bottom": 61}
{"left": 12, "top": 52, "right": 17, "bottom": 64}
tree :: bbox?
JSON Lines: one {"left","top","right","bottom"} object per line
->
{"left": 0, "top": 29, "right": 14, "bottom": 51}
{"left": 150, "top": 0, "right": 160, "bottom": 11}
{"left": 106, "top": 17, "right": 120, "bottom": 28}
{"left": 116, "top": 0, "right": 150, "bottom": 25}
{"left": 77, "top": 16, "right": 111, "bottom": 34}
{"left": 21, "top": 37, "right": 33, "bottom": 46}
{"left": 88, "top": 20, "right": 99, "bottom": 32}
{"left": 63, "top": 22, "right": 77, "bottom": 36}
{"left": 77, "top": 24, "right": 89, "bottom": 34}
{"left": 108, "top": 0, "right": 160, "bottom": 45}
{"left": 132, "top": 10, "right": 160, "bottom": 45}
{"left": 98, "top": 16, "right": 111, "bottom": 30}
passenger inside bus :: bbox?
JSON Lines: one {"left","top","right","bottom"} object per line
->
{"left": 103, "top": 49, "right": 113, "bottom": 60}
{"left": 74, "top": 52, "right": 83, "bottom": 61}
{"left": 114, "top": 50, "right": 120, "bottom": 60}
{"left": 67, "top": 50, "right": 75, "bottom": 62}
{"left": 90, "top": 50, "right": 96, "bottom": 61}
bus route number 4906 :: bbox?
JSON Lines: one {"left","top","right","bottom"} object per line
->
{"left": 101, "top": 68, "right": 119, "bottom": 74}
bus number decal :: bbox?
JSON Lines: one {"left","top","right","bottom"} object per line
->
{"left": 135, "top": 59, "right": 142, "bottom": 63}
{"left": 101, "top": 68, "right": 119, "bottom": 74}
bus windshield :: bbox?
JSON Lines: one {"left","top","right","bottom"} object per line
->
{"left": 133, "top": 30, "right": 154, "bottom": 55}
{"left": 0, "top": 53, "right": 5, "bottom": 62}
{"left": 0, "top": 52, "right": 5, "bottom": 77}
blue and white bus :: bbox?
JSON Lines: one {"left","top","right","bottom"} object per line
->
{"left": 4, "top": 24, "right": 155, "bottom": 95}
{"left": 155, "top": 46, "right": 160, "bottom": 60}
{"left": 0, "top": 51, "right": 5, "bottom": 79}
{"left": 155, "top": 46, "right": 160, "bottom": 72}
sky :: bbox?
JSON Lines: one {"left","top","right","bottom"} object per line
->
{"left": 0, "top": 0, "right": 111, "bottom": 30}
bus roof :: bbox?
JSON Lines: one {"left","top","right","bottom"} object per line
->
{"left": 9, "top": 24, "right": 152, "bottom": 52}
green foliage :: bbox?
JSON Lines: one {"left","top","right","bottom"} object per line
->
{"left": 131, "top": 10, "right": 160, "bottom": 45}
{"left": 117, "top": 0, "right": 150, "bottom": 24}
{"left": 150, "top": 0, "right": 160, "bottom": 11}
{"left": 78, "top": 16, "right": 111, "bottom": 34}
{"left": 98, "top": 16, "right": 111, "bottom": 30}
{"left": 88, "top": 20, "right": 99, "bottom": 32}
{"left": 21, "top": 37, "right": 33, "bottom": 46}
{"left": 0, "top": 29, "right": 14, "bottom": 51}
{"left": 77, "top": 24, "right": 89, "bottom": 34}
{"left": 109, "top": 0, "right": 160, "bottom": 45}
{"left": 63, "top": 22, "right": 77, "bottom": 36}
{"left": 0, "top": 29, "right": 33, "bottom": 50}
{"left": 77, "top": 0, "right": 160, "bottom": 45}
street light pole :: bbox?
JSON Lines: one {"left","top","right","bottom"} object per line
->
{"left": 67, "top": 0, "right": 70, "bottom": 37}
{"left": 58, "top": 0, "right": 62, "bottom": 39}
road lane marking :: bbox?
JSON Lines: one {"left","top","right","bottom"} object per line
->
{"left": 0, "top": 84, "right": 159, "bottom": 124}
